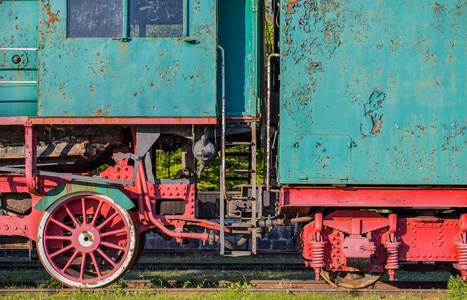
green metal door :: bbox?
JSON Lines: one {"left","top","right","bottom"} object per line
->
{"left": 38, "top": 0, "right": 217, "bottom": 117}
{"left": 0, "top": 0, "right": 39, "bottom": 117}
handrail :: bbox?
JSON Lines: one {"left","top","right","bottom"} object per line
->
{"left": 267, "top": 53, "right": 279, "bottom": 192}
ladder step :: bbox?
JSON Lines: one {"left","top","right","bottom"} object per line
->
{"left": 225, "top": 177, "right": 250, "bottom": 181}
{"left": 226, "top": 141, "right": 253, "bottom": 146}
{"left": 225, "top": 152, "right": 250, "bottom": 157}
{"left": 226, "top": 222, "right": 254, "bottom": 228}
{"left": 223, "top": 250, "right": 252, "bottom": 257}
{"left": 228, "top": 196, "right": 253, "bottom": 200}
{"left": 226, "top": 169, "right": 255, "bottom": 174}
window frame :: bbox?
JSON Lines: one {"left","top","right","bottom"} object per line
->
{"left": 67, "top": 0, "right": 187, "bottom": 39}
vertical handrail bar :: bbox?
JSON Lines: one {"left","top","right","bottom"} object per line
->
{"left": 218, "top": 45, "right": 226, "bottom": 255}
{"left": 266, "top": 53, "right": 279, "bottom": 192}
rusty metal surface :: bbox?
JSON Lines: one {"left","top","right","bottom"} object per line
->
{"left": 37, "top": 0, "right": 217, "bottom": 117}
{"left": 0, "top": 117, "right": 217, "bottom": 125}
{"left": 0, "top": 0, "right": 39, "bottom": 117}
{"left": 277, "top": 0, "right": 467, "bottom": 185}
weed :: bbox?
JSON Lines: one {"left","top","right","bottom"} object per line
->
{"left": 38, "top": 277, "right": 62, "bottom": 289}
{"left": 111, "top": 279, "right": 129, "bottom": 289}
{"left": 182, "top": 280, "right": 193, "bottom": 288}
{"left": 448, "top": 275, "right": 467, "bottom": 298}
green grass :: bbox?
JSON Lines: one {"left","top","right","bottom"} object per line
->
{"left": 0, "top": 291, "right": 448, "bottom": 300}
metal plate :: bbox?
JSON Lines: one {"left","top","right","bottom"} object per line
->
{"left": 278, "top": 0, "right": 467, "bottom": 185}
{"left": 38, "top": 0, "right": 217, "bottom": 117}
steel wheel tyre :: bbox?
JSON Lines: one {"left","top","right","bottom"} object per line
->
{"left": 321, "top": 270, "right": 384, "bottom": 289}
{"left": 37, "top": 192, "right": 137, "bottom": 288}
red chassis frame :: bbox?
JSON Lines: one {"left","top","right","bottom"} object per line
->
{"left": 0, "top": 117, "right": 225, "bottom": 245}
{"left": 282, "top": 187, "right": 467, "bottom": 280}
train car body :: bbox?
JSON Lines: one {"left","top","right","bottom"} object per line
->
{"left": 275, "top": 0, "right": 467, "bottom": 287}
{"left": 278, "top": 0, "right": 466, "bottom": 185}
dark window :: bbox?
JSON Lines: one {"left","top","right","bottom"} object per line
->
{"left": 129, "top": 0, "right": 183, "bottom": 38}
{"left": 67, "top": 0, "right": 123, "bottom": 38}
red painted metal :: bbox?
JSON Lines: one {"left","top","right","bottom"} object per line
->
{"left": 455, "top": 215, "right": 467, "bottom": 280}
{"left": 25, "top": 126, "right": 41, "bottom": 195}
{"left": 300, "top": 211, "right": 466, "bottom": 280}
{"left": 281, "top": 187, "right": 467, "bottom": 208}
{"left": 38, "top": 194, "right": 134, "bottom": 285}
{"left": 307, "top": 213, "right": 326, "bottom": 280}
{"left": 0, "top": 117, "right": 217, "bottom": 126}
{"left": 382, "top": 215, "right": 401, "bottom": 281}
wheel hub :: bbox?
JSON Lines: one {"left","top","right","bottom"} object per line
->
{"left": 73, "top": 225, "right": 100, "bottom": 253}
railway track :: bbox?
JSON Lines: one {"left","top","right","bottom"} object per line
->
{"left": 0, "top": 261, "right": 307, "bottom": 271}
{"left": 0, "top": 280, "right": 448, "bottom": 297}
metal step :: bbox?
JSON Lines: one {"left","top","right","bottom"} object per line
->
{"left": 223, "top": 250, "right": 252, "bottom": 257}
{"left": 226, "top": 169, "right": 255, "bottom": 174}
{"left": 226, "top": 141, "right": 253, "bottom": 146}
{"left": 228, "top": 196, "right": 253, "bottom": 201}
{"left": 225, "top": 152, "right": 250, "bottom": 157}
{"left": 225, "top": 176, "right": 250, "bottom": 181}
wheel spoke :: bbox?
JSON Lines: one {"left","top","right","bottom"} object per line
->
{"left": 100, "top": 228, "right": 127, "bottom": 238}
{"left": 81, "top": 198, "right": 87, "bottom": 225}
{"left": 96, "top": 211, "right": 119, "bottom": 231}
{"left": 45, "top": 235, "right": 72, "bottom": 241}
{"left": 97, "top": 248, "right": 117, "bottom": 268}
{"left": 90, "top": 252, "right": 102, "bottom": 277}
{"left": 38, "top": 192, "right": 137, "bottom": 288}
{"left": 80, "top": 253, "right": 87, "bottom": 279}
{"left": 91, "top": 200, "right": 104, "bottom": 226}
{"left": 64, "top": 204, "right": 80, "bottom": 227}
{"left": 100, "top": 241, "right": 126, "bottom": 251}
{"left": 61, "top": 250, "right": 79, "bottom": 273}
{"left": 50, "top": 218, "right": 74, "bottom": 233}
{"left": 49, "top": 244, "right": 74, "bottom": 258}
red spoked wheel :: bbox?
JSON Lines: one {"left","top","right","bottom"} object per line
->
{"left": 36, "top": 192, "right": 137, "bottom": 288}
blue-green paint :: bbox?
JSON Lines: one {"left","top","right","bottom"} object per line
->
{"left": 34, "top": 181, "right": 135, "bottom": 211}
{"left": 278, "top": 0, "right": 467, "bottom": 185}
{"left": 0, "top": 0, "right": 39, "bottom": 117}
{"left": 218, "top": 0, "right": 260, "bottom": 117}
{"left": 37, "top": 0, "right": 217, "bottom": 117}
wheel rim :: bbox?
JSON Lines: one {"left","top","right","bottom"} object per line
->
{"left": 37, "top": 192, "right": 137, "bottom": 288}
{"left": 321, "top": 270, "right": 384, "bottom": 289}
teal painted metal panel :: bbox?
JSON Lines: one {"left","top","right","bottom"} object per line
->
{"left": 35, "top": 181, "right": 135, "bottom": 211}
{"left": 0, "top": 0, "right": 38, "bottom": 117}
{"left": 37, "top": 0, "right": 217, "bottom": 117}
{"left": 278, "top": 0, "right": 467, "bottom": 185}
{"left": 218, "top": 0, "right": 260, "bottom": 117}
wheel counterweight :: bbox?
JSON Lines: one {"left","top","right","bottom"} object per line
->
{"left": 36, "top": 192, "right": 137, "bottom": 288}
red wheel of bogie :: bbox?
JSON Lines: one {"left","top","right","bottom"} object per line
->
{"left": 36, "top": 192, "right": 137, "bottom": 288}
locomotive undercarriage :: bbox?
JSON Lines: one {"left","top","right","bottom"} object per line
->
{"left": 0, "top": 121, "right": 466, "bottom": 289}
{"left": 279, "top": 188, "right": 467, "bottom": 288}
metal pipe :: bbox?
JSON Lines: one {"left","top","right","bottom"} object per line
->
{"left": 218, "top": 45, "right": 226, "bottom": 255}
{"left": 183, "top": 0, "right": 188, "bottom": 37}
{"left": 138, "top": 163, "right": 209, "bottom": 241}
{"left": 122, "top": 0, "right": 129, "bottom": 39}
{"left": 0, "top": 48, "right": 38, "bottom": 51}
{"left": 266, "top": 53, "right": 279, "bottom": 192}
{"left": 0, "top": 81, "right": 38, "bottom": 84}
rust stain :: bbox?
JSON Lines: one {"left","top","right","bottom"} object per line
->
{"left": 44, "top": 5, "right": 59, "bottom": 24}
{"left": 287, "top": 0, "right": 300, "bottom": 15}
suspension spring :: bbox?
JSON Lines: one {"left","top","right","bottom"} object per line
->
{"left": 309, "top": 240, "right": 327, "bottom": 281}
{"left": 456, "top": 242, "right": 467, "bottom": 280}
{"left": 309, "top": 240, "right": 326, "bottom": 268}
{"left": 383, "top": 241, "right": 401, "bottom": 270}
